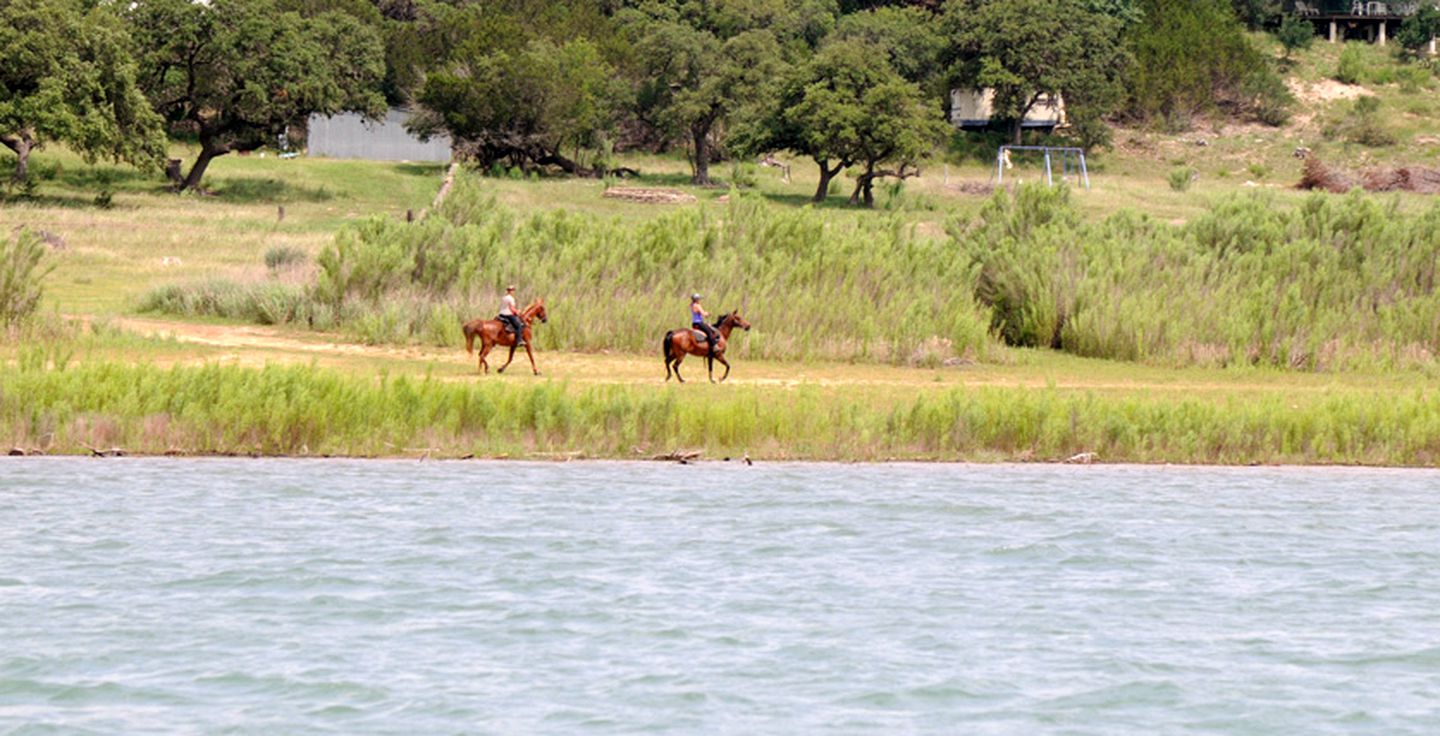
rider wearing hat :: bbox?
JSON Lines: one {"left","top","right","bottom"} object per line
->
{"left": 691, "top": 293, "right": 718, "bottom": 358}
{"left": 500, "top": 285, "right": 526, "bottom": 347}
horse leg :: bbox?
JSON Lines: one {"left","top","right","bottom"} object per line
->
{"left": 525, "top": 343, "right": 539, "bottom": 376}
{"left": 707, "top": 354, "right": 716, "bottom": 383}
{"left": 498, "top": 344, "right": 517, "bottom": 374}
{"left": 673, "top": 354, "right": 686, "bottom": 383}
{"left": 716, "top": 354, "right": 731, "bottom": 382}
{"left": 477, "top": 342, "right": 493, "bottom": 374}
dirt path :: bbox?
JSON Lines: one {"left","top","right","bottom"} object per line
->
{"left": 112, "top": 316, "right": 424, "bottom": 358}
{"left": 103, "top": 316, "right": 1398, "bottom": 396}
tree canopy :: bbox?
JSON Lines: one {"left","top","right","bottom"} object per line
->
{"left": 0, "top": 0, "right": 1325, "bottom": 200}
{"left": 1126, "top": 0, "right": 1290, "bottom": 128}
{"left": 1396, "top": 5, "right": 1440, "bottom": 58}
{"left": 128, "top": 0, "right": 386, "bottom": 191}
{"left": 414, "top": 37, "right": 628, "bottom": 175}
{"left": 0, "top": 0, "right": 165, "bottom": 185}
{"left": 941, "top": 0, "right": 1130, "bottom": 145}
{"left": 735, "top": 38, "right": 943, "bottom": 205}
{"left": 617, "top": 2, "right": 799, "bottom": 184}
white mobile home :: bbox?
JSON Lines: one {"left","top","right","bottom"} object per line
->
{"left": 949, "top": 89, "right": 1066, "bottom": 131}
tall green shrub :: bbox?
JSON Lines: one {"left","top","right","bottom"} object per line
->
{"left": 1276, "top": 14, "right": 1315, "bottom": 60}
{"left": 1337, "top": 43, "right": 1367, "bottom": 84}
{"left": 1126, "top": 0, "right": 1290, "bottom": 127}
{"left": 1, "top": 229, "right": 51, "bottom": 327}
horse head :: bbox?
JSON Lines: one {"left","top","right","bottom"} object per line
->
{"left": 527, "top": 299, "right": 548, "bottom": 324}
{"left": 721, "top": 311, "right": 751, "bottom": 332}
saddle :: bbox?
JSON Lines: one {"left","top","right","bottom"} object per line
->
{"left": 691, "top": 329, "right": 709, "bottom": 343}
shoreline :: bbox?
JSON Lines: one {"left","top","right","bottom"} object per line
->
{"left": 5, "top": 355, "right": 1440, "bottom": 468}
{"left": 6, "top": 452, "right": 1440, "bottom": 472}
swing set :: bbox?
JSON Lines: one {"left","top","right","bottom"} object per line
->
{"left": 996, "top": 145, "right": 1090, "bottom": 189}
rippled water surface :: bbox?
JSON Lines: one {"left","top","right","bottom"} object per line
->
{"left": 4, "top": 459, "right": 1440, "bottom": 734}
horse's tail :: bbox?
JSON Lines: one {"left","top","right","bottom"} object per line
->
{"left": 463, "top": 320, "right": 477, "bottom": 354}
{"left": 663, "top": 330, "right": 675, "bottom": 363}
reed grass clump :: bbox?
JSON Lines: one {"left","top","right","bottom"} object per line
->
{"left": 2, "top": 229, "right": 51, "bottom": 328}
{"left": 4, "top": 357, "right": 1439, "bottom": 465}
{"left": 141, "top": 172, "right": 1440, "bottom": 371}
{"left": 264, "top": 245, "right": 307, "bottom": 272}
{"left": 955, "top": 186, "right": 1440, "bottom": 370}
{"left": 143, "top": 173, "right": 998, "bottom": 364}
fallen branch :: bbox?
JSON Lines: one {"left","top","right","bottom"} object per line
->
{"left": 80, "top": 443, "right": 127, "bottom": 458}
{"left": 415, "top": 161, "right": 461, "bottom": 220}
{"left": 652, "top": 449, "right": 702, "bottom": 463}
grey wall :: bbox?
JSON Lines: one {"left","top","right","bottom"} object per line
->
{"left": 307, "top": 108, "right": 451, "bottom": 162}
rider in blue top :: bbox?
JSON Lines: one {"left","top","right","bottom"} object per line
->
{"left": 691, "top": 293, "right": 718, "bottom": 358}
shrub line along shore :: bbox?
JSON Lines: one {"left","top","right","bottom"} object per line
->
{"left": 4, "top": 355, "right": 1440, "bottom": 466}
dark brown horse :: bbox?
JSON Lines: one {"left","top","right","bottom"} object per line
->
{"left": 663, "top": 311, "right": 751, "bottom": 383}
{"left": 462, "top": 300, "right": 548, "bottom": 375}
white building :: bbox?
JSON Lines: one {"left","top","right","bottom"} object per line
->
{"left": 949, "top": 89, "right": 1066, "bottom": 132}
{"left": 307, "top": 108, "right": 451, "bottom": 162}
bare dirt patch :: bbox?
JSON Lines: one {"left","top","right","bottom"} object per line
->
{"left": 1289, "top": 78, "right": 1373, "bottom": 106}
{"left": 601, "top": 187, "right": 698, "bottom": 204}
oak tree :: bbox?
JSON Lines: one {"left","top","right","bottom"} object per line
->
{"left": 0, "top": 0, "right": 165, "bottom": 185}
{"left": 129, "top": 0, "right": 386, "bottom": 192}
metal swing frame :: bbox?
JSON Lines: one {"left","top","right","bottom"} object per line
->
{"left": 996, "top": 145, "right": 1090, "bottom": 189}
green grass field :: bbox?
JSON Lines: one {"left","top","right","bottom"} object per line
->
{"left": 4, "top": 38, "right": 1439, "bottom": 463}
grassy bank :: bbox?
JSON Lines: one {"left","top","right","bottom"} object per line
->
{"left": 4, "top": 347, "right": 1440, "bottom": 465}
{"left": 140, "top": 173, "right": 1440, "bottom": 371}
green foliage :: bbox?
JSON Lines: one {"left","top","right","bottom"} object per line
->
{"left": 1, "top": 229, "right": 51, "bottom": 328}
{"left": 958, "top": 187, "right": 1440, "bottom": 371}
{"left": 1337, "top": 42, "right": 1368, "bottom": 85}
{"left": 617, "top": 2, "right": 802, "bottom": 184}
{"left": 138, "top": 279, "right": 317, "bottom": 327}
{"left": 1126, "top": 0, "right": 1289, "bottom": 128}
{"left": 10, "top": 354, "right": 1440, "bottom": 463}
{"left": 146, "top": 173, "right": 997, "bottom": 364}
{"left": 795, "top": 40, "right": 944, "bottom": 205}
{"left": 1231, "top": 0, "right": 1280, "bottom": 30}
{"left": 731, "top": 36, "right": 944, "bottom": 203}
{"left": 145, "top": 174, "right": 1440, "bottom": 373}
{"left": 1168, "top": 166, "right": 1197, "bottom": 191}
{"left": 1322, "top": 95, "right": 1396, "bottom": 147}
{"left": 129, "top": 0, "right": 386, "bottom": 191}
{"left": 831, "top": 5, "right": 945, "bottom": 89}
{"left": 0, "top": 0, "right": 166, "bottom": 184}
{"left": 415, "top": 37, "right": 628, "bottom": 175}
{"left": 264, "top": 245, "right": 307, "bottom": 272}
{"left": 1396, "top": 5, "right": 1440, "bottom": 58}
{"left": 1276, "top": 14, "right": 1315, "bottom": 59}
{"left": 1242, "top": 65, "right": 1294, "bottom": 126}
{"left": 1396, "top": 65, "right": 1434, "bottom": 94}
{"left": 728, "top": 162, "right": 759, "bottom": 188}
{"left": 942, "top": 0, "right": 1130, "bottom": 145}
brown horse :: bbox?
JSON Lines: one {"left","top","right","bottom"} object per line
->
{"left": 663, "top": 311, "right": 751, "bottom": 383}
{"left": 462, "top": 299, "right": 548, "bottom": 375}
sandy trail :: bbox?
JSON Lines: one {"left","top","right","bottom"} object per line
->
{"left": 104, "top": 316, "right": 1386, "bottom": 395}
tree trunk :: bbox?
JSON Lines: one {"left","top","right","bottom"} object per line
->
{"left": 178, "top": 136, "right": 229, "bottom": 192}
{"left": 1011, "top": 118, "right": 1023, "bottom": 146}
{"left": 534, "top": 149, "right": 598, "bottom": 178}
{"left": 690, "top": 122, "right": 711, "bottom": 186}
{"left": 813, "top": 159, "right": 838, "bottom": 202}
{"left": 2, "top": 132, "right": 34, "bottom": 186}
{"left": 848, "top": 162, "right": 874, "bottom": 207}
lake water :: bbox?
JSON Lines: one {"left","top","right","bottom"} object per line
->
{"left": 3, "top": 460, "right": 1439, "bottom": 734}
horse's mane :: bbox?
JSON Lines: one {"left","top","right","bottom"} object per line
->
{"left": 713, "top": 311, "right": 732, "bottom": 328}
